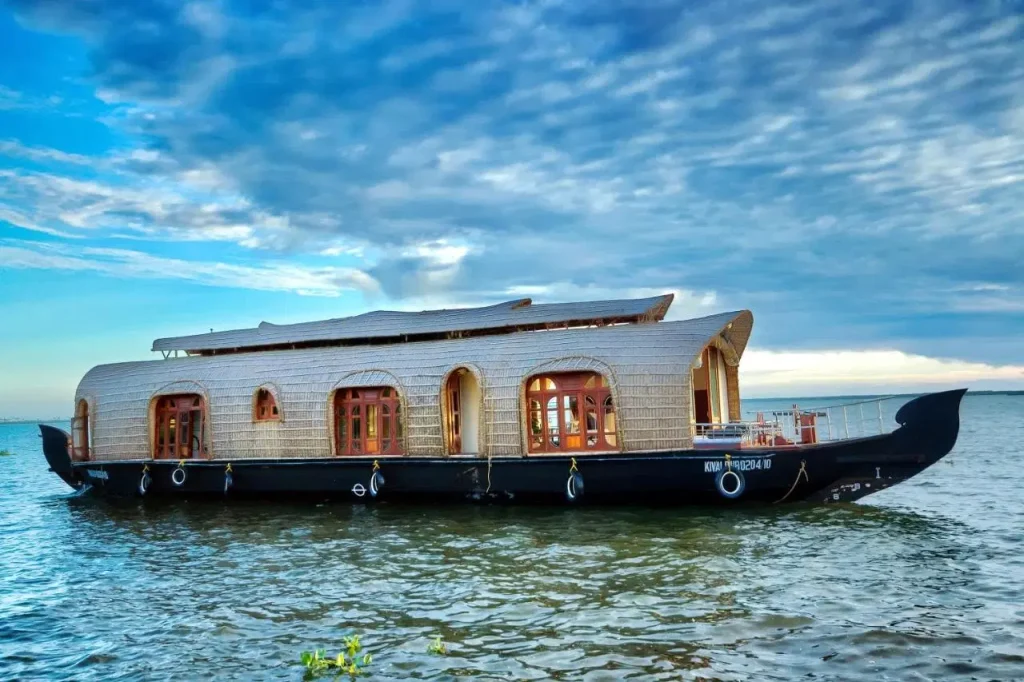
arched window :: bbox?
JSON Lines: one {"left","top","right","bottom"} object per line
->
{"left": 153, "top": 394, "right": 207, "bottom": 460}
{"left": 71, "top": 399, "right": 90, "bottom": 461}
{"left": 253, "top": 387, "right": 280, "bottom": 421}
{"left": 334, "top": 387, "right": 403, "bottom": 456}
{"left": 526, "top": 372, "right": 617, "bottom": 453}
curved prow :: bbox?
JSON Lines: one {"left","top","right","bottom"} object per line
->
{"left": 893, "top": 388, "right": 968, "bottom": 462}
{"left": 39, "top": 424, "right": 83, "bottom": 490}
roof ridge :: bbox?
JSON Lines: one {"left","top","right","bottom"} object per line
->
{"left": 152, "top": 293, "right": 679, "bottom": 353}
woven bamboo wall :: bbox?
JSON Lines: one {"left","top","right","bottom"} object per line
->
{"left": 77, "top": 310, "right": 753, "bottom": 461}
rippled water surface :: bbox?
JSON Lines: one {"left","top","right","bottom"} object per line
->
{"left": 1, "top": 394, "right": 1022, "bottom": 681}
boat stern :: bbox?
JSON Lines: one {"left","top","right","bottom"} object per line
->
{"left": 39, "top": 424, "right": 86, "bottom": 491}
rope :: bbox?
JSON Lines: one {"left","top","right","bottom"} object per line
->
{"left": 177, "top": 459, "right": 186, "bottom": 469}
{"left": 774, "top": 459, "right": 808, "bottom": 504}
{"left": 225, "top": 463, "right": 233, "bottom": 473}
{"left": 485, "top": 456, "right": 492, "bottom": 493}
{"left": 569, "top": 457, "right": 578, "bottom": 474}
{"left": 372, "top": 459, "right": 380, "bottom": 472}
{"left": 724, "top": 453, "right": 732, "bottom": 471}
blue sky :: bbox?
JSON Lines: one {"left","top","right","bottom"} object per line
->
{"left": 1, "top": 0, "right": 1023, "bottom": 417}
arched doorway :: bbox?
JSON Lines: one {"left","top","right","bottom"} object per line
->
{"left": 153, "top": 394, "right": 207, "bottom": 459}
{"left": 333, "top": 386, "right": 404, "bottom": 456}
{"left": 443, "top": 368, "right": 481, "bottom": 455}
{"left": 71, "top": 399, "right": 90, "bottom": 461}
{"left": 692, "top": 345, "right": 730, "bottom": 428}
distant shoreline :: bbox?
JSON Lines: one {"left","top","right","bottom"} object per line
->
{"left": 745, "top": 391, "right": 1024, "bottom": 401}
{"left": 1, "top": 390, "right": 1020, "bottom": 424}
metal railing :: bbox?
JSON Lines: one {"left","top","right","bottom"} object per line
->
{"left": 693, "top": 395, "right": 904, "bottom": 448}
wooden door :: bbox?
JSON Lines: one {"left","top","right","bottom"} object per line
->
{"left": 445, "top": 373, "right": 462, "bottom": 454}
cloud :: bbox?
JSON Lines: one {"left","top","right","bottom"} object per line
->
{"left": 741, "top": 348, "right": 1024, "bottom": 395}
{"left": 0, "top": 140, "right": 93, "bottom": 165}
{"left": 3, "top": 0, "right": 1024, "bottom": 374}
{"left": 0, "top": 240, "right": 379, "bottom": 297}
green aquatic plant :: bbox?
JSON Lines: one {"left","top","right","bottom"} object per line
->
{"left": 0, "top": 449, "right": 13, "bottom": 457}
{"left": 300, "top": 635, "right": 372, "bottom": 680}
{"left": 426, "top": 636, "right": 447, "bottom": 655}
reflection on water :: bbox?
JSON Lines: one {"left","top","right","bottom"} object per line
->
{"left": 1, "top": 396, "right": 1023, "bottom": 681}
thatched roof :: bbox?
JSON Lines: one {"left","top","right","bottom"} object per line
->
{"left": 81, "top": 308, "right": 754, "bottom": 461}
{"left": 152, "top": 294, "right": 675, "bottom": 354}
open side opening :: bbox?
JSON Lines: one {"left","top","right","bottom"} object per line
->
{"left": 333, "top": 386, "right": 404, "bottom": 456}
{"left": 692, "top": 346, "right": 731, "bottom": 429}
{"left": 525, "top": 371, "right": 618, "bottom": 454}
{"left": 71, "top": 399, "right": 90, "bottom": 461}
{"left": 153, "top": 394, "right": 207, "bottom": 459}
{"left": 443, "top": 368, "right": 481, "bottom": 455}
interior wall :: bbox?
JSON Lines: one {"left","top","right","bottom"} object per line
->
{"left": 691, "top": 353, "right": 708, "bottom": 390}
{"left": 459, "top": 370, "right": 481, "bottom": 454}
{"left": 691, "top": 348, "right": 711, "bottom": 424}
{"left": 716, "top": 350, "right": 730, "bottom": 422}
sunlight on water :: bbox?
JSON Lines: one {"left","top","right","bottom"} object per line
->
{"left": 0, "top": 395, "right": 1022, "bottom": 680}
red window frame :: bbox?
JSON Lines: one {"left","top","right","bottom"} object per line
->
{"left": 334, "top": 387, "right": 403, "bottom": 456}
{"left": 153, "top": 394, "right": 207, "bottom": 460}
{"left": 526, "top": 372, "right": 618, "bottom": 454}
{"left": 254, "top": 388, "right": 280, "bottom": 421}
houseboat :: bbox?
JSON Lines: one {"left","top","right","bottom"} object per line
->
{"left": 40, "top": 294, "right": 966, "bottom": 505}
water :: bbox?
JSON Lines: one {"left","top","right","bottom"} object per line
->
{"left": 1, "top": 394, "right": 1022, "bottom": 681}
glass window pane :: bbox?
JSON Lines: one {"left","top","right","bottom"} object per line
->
{"left": 366, "top": 405, "right": 378, "bottom": 437}
{"left": 547, "top": 395, "right": 560, "bottom": 448}
{"left": 564, "top": 395, "right": 580, "bottom": 434}
{"left": 529, "top": 378, "right": 540, "bottom": 392}
{"left": 544, "top": 378, "right": 556, "bottom": 390}
{"left": 546, "top": 397, "right": 558, "bottom": 432}
{"left": 530, "top": 410, "right": 543, "bottom": 437}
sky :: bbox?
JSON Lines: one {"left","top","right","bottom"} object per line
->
{"left": 0, "top": 0, "right": 1022, "bottom": 418}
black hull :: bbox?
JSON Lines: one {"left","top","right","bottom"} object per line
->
{"left": 40, "top": 389, "right": 966, "bottom": 506}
